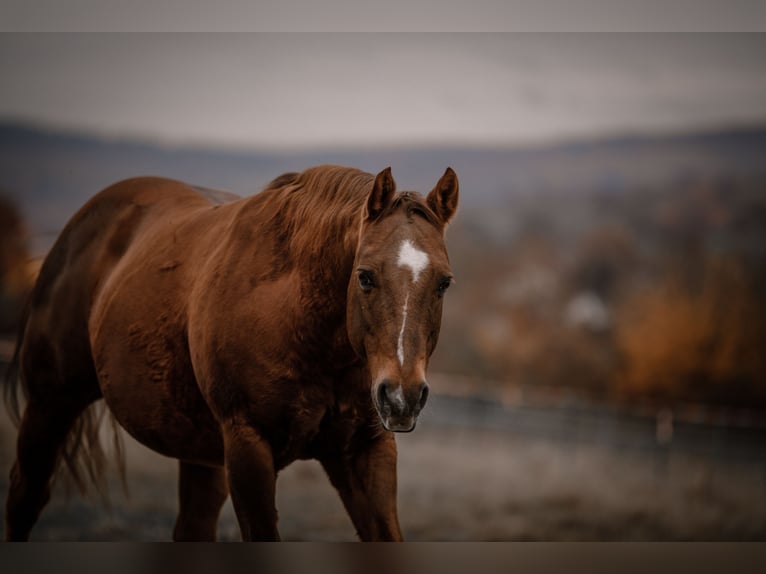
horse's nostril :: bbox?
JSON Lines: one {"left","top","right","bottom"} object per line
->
{"left": 377, "top": 379, "right": 391, "bottom": 407}
{"left": 418, "top": 383, "right": 429, "bottom": 410}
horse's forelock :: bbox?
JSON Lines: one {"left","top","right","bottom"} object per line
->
{"left": 388, "top": 193, "right": 441, "bottom": 228}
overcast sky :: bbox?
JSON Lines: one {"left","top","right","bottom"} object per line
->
{"left": 2, "top": 33, "right": 766, "bottom": 150}
{"left": 3, "top": 1, "right": 766, "bottom": 32}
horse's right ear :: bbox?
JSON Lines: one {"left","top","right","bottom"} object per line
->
{"left": 427, "top": 167, "right": 459, "bottom": 228}
{"left": 365, "top": 167, "right": 396, "bottom": 221}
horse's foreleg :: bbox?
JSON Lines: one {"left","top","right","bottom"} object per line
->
{"left": 221, "top": 422, "right": 279, "bottom": 541}
{"left": 319, "top": 433, "right": 403, "bottom": 541}
{"left": 173, "top": 461, "right": 229, "bottom": 541}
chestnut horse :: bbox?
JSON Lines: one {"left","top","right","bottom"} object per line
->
{"left": 3, "top": 165, "right": 458, "bottom": 541}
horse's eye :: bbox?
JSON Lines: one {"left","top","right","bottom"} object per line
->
{"left": 437, "top": 277, "right": 453, "bottom": 296}
{"left": 358, "top": 270, "right": 375, "bottom": 292}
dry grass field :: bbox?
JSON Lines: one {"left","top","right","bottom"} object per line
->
{"left": 2, "top": 389, "right": 765, "bottom": 541}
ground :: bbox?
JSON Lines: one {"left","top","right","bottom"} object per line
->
{"left": 2, "top": 390, "right": 765, "bottom": 541}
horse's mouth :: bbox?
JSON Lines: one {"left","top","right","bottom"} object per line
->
{"left": 374, "top": 399, "right": 420, "bottom": 432}
{"left": 380, "top": 415, "right": 418, "bottom": 433}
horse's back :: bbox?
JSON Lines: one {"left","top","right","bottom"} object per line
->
{"left": 189, "top": 184, "right": 241, "bottom": 205}
{"left": 29, "top": 176, "right": 220, "bottom": 311}
{"left": 20, "top": 177, "right": 226, "bottom": 402}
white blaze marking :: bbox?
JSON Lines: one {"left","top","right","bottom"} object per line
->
{"left": 397, "top": 294, "right": 409, "bottom": 366}
{"left": 395, "top": 240, "right": 429, "bottom": 366}
{"left": 397, "top": 239, "right": 429, "bottom": 283}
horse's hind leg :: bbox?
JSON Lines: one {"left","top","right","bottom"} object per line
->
{"left": 4, "top": 397, "right": 96, "bottom": 541}
{"left": 173, "top": 461, "right": 229, "bottom": 541}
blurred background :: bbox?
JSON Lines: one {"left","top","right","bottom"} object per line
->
{"left": 1, "top": 32, "right": 766, "bottom": 540}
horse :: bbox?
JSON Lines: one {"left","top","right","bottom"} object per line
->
{"left": 3, "top": 164, "right": 458, "bottom": 541}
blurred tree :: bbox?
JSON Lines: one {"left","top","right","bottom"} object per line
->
{"left": 0, "top": 193, "right": 31, "bottom": 334}
{"left": 615, "top": 256, "right": 766, "bottom": 407}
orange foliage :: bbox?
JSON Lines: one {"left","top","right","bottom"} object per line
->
{"left": 615, "top": 257, "right": 766, "bottom": 406}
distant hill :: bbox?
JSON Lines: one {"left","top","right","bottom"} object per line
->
{"left": 1, "top": 121, "right": 765, "bottom": 254}
{"left": 3, "top": 122, "right": 766, "bottom": 405}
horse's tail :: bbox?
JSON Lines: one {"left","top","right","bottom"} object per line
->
{"left": 3, "top": 293, "right": 127, "bottom": 499}
{"left": 3, "top": 293, "right": 30, "bottom": 427}
{"left": 58, "top": 396, "right": 128, "bottom": 500}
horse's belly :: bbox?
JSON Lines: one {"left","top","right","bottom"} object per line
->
{"left": 98, "top": 357, "right": 225, "bottom": 464}
{"left": 92, "top": 299, "right": 224, "bottom": 465}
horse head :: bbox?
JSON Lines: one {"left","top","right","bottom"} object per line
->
{"left": 347, "top": 167, "right": 458, "bottom": 432}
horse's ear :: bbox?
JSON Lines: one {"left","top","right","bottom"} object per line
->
{"left": 427, "top": 167, "right": 459, "bottom": 227}
{"left": 366, "top": 167, "right": 397, "bottom": 221}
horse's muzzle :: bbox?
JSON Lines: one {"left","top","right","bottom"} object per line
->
{"left": 374, "top": 379, "right": 429, "bottom": 433}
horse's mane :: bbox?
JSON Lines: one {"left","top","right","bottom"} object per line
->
{"left": 388, "top": 192, "right": 441, "bottom": 228}
{"left": 259, "top": 165, "right": 373, "bottom": 269}
{"left": 252, "top": 165, "right": 440, "bottom": 271}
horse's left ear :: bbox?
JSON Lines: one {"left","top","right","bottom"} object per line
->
{"left": 427, "top": 167, "right": 459, "bottom": 227}
{"left": 366, "top": 167, "right": 397, "bottom": 221}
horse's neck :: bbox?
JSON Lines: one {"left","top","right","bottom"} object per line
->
{"left": 263, "top": 195, "right": 362, "bottom": 356}
{"left": 299, "top": 218, "right": 360, "bottom": 331}
{"left": 231, "top": 185, "right": 363, "bottom": 333}
{"left": 296, "top": 214, "right": 362, "bottom": 367}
